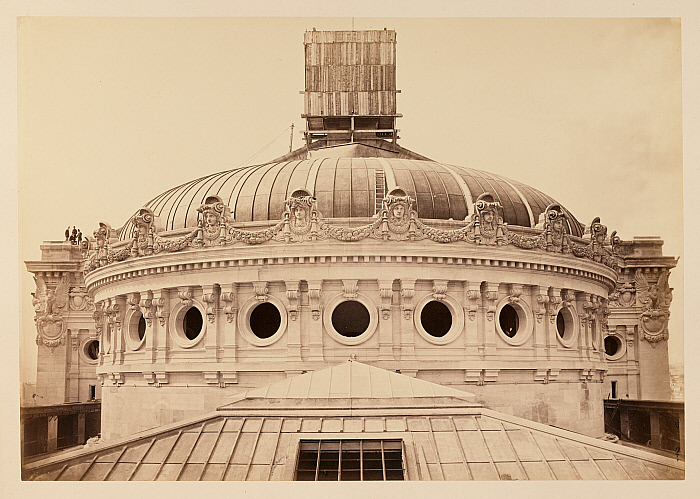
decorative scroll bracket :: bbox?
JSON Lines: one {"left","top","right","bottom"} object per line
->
{"left": 285, "top": 280, "right": 300, "bottom": 321}
{"left": 465, "top": 282, "right": 481, "bottom": 321}
{"left": 177, "top": 286, "right": 193, "bottom": 307}
{"left": 308, "top": 280, "right": 322, "bottom": 321}
{"left": 202, "top": 285, "right": 219, "bottom": 324}
{"left": 507, "top": 284, "right": 522, "bottom": 304}
{"left": 400, "top": 279, "right": 416, "bottom": 320}
{"left": 547, "top": 287, "right": 562, "bottom": 324}
{"left": 432, "top": 280, "right": 448, "bottom": 301}
{"left": 253, "top": 281, "right": 269, "bottom": 302}
{"left": 220, "top": 284, "right": 238, "bottom": 323}
{"left": 378, "top": 280, "right": 394, "bottom": 320}
{"left": 483, "top": 282, "right": 499, "bottom": 321}
{"left": 139, "top": 292, "right": 154, "bottom": 327}
{"left": 342, "top": 279, "right": 358, "bottom": 300}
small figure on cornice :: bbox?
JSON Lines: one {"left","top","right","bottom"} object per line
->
{"left": 542, "top": 205, "right": 571, "bottom": 254}
{"left": 132, "top": 209, "right": 155, "bottom": 257}
{"left": 196, "top": 196, "right": 232, "bottom": 246}
{"left": 471, "top": 193, "right": 506, "bottom": 246}
{"left": 65, "top": 226, "right": 70, "bottom": 241}
{"left": 590, "top": 218, "right": 607, "bottom": 260}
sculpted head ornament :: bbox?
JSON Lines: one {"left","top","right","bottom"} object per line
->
{"left": 284, "top": 189, "right": 316, "bottom": 237}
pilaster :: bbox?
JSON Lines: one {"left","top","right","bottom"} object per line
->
{"left": 481, "top": 281, "right": 499, "bottom": 360}
{"left": 220, "top": 284, "right": 238, "bottom": 362}
{"left": 152, "top": 289, "right": 169, "bottom": 363}
{"left": 285, "top": 280, "right": 302, "bottom": 360}
{"left": 202, "top": 284, "right": 219, "bottom": 362}
{"left": 399, "top": 278, "right": 416, "bottom": 360}
{"left": 378, "top": 279, "right": 394, "bottom": 361}
{"left": 307, "top": 280, "right": 324, "bottom": 361}
{"left": 464, "top": 281, "right": 480, "bottom": 357}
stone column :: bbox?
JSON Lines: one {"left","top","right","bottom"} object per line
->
{"left": 378, "top": 279, "right": 394, "bottom": 360}
{"left": 77, "top": 412, "right": 86, "bottom": 445}
{"left": 47, "top": 415, "right": 58, "bottom": 453}
{"left": 650, "top": 410, "right": 661, "bottom": 449}
{"left": 620, "top": 407, "right": 630, "bottom": 440}
{"left": 307, "top": 280, "right": 324, "bottom": 361}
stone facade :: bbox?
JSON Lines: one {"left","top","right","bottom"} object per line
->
{"left": 76, "top": 189, "right": 621, "bottom": 440}
{"left": 26, "top": 242, "right": 102, "bottom": 407}
{"left": 604, "top": 237, "right": 677, "bottom": 401}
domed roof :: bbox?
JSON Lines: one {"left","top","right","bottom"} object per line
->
{"left": 119, "top": 145, "right": 583, "bottom": 240}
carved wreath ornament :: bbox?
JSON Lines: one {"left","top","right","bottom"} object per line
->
{"left": 635, "top": 269, "right": 673, "bottom": 344}
{"left": 82, "top": 190, "right": 621, "bottom": 273}
{"left": 32, "top": 274, "right": 72, "bottom": 349}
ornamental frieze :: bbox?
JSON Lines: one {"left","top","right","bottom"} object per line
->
{"left": 82, "top": 190, "right": 621, "bottom": 274}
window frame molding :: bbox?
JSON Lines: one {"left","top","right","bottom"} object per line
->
{"left": 413, "top": 294, "right": 465, "bottom": 346}
{"left": 237, "top": 295, "right": 288, "bottom": 347}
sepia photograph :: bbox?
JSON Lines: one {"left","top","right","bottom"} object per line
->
{"left": 6, "top": 3, "right": 694, "bottom": 489}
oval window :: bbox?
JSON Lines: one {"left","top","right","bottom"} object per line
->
{"left": 183, "top": 307, "right": 203, "bottom": 340}
{"left": 605, "top": 336, "right": 621, "bottom": 357}
{"left": 85, "top": 340, "right": 99, "bottom": 360}
{"left": 331, "top": 301, "right": 371, "bottom": 337}
{"left": 420, "top": 301, "right": 452, "bottom": 337}
{"left": 249, "top": 302, "right": 282, "bottom": 339}
{"left": 499, "top": 304, "right": 519, "bottom": 338}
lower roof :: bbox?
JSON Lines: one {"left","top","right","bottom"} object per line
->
{"left": 23, "top": 362, "right": 684, "bottom": 481}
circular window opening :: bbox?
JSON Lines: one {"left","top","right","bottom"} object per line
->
{"left": 605, "top": 336, "right": 621, "bottom": 357}
{"left": 331, "top": 301, "right": 370, "bottom": 337}
{"left": 420, "top": 301, "right": 452, "bottom": 337}
{"left": 183, "top": 307, "right": 203, "bottom": 341}
{"left": 499, "top": 304, "right": 519, "bottom": 338}
{"left": 137, "top": 314, "right": 146, "bottom": 341}
{"left": 249, "top": 302, "right": 281, "bottom": 339}
{"left": 85, "top": 340, "right": 99, "bottom": 360}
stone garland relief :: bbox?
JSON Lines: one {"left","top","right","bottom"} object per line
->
{"left": 81, "top": 190, "right": 621, "bottom": 274}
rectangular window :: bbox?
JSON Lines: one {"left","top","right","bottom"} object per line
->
{"left": 89, "top": 385, "right": 96, "bottom": 401}
{"left": 295, "top": 439, "right": 404, "bottom": 481}
{"left": 611, "top": 381, "right": 618, "bottom": 399}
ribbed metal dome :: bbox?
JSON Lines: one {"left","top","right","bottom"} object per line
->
{"left": 119, "top": 153, "right": 583, "bottom": 240}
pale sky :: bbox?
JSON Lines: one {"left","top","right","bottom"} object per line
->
{"left": 15, "top": 16, "right": 685, "bottom": 385}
